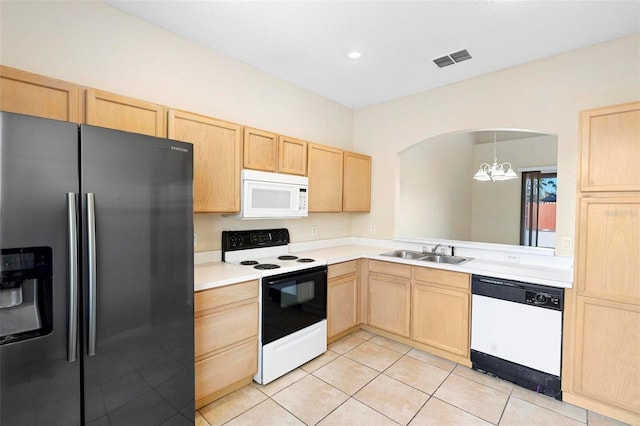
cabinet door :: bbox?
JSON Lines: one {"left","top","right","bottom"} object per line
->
{"left": 85, "top": 89, "right": 166, "bottom": 137}
{"left": 0, "top": 65, "right": 81, "bottom": 122}
{"left": 195, "top": 339, "right": 258, "bottom": 408}
{"left": 328, "top": 273, "right": 358, "bottom": 339}
{"left": 343, "top": 151, "right": 371, "bottom": 212}
{"left": 368, "top": 273, "right": 410, "bottom": 337}
{"left": 580, "top": 101, "right": 640, "bottom": 192}
{"left": 308, "top": 143, "right": 344, "bottom": 212}
{"left": 195, "top": 301, "right": 258, "bottom": 359}
{"left": 243, "top": 127, "right": 278, "bottom": 172}
{"left": 413, "top": 267, "right": 470, "bottom": 290}
{"left": 168, "top": 109, "right": 242, "bottom": 212}
{"left": 573, "top": 297, "right": 640, "bottom": 413}
{"left": 576, "top": 196, "right": 640, "bottom": 304}
{"left": 412, "top": 281, "right": 470, "bottom": 357}
{"left": 278, "top": 135, "right": 307, "bottom": 175}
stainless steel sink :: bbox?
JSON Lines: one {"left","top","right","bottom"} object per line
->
{"left": 380, "top": 250, "right": 472, "bottom": 265}
{"left": 419, "top": 254, "right": 472, "bottom": 265}
{"left": 380, "top": 249, "right": 426, "bottom": 259}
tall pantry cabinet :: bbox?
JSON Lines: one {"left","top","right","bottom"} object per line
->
{"left": 563, "top": 101, "right": 640, "bottom": 425}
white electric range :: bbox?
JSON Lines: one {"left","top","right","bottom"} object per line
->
{"left": 221, "top": 229, "right": 328, "bottom": 385}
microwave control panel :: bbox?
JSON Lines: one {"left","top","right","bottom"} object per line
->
{"left": 299, "top": 188, "right": 307, "bottom": 210}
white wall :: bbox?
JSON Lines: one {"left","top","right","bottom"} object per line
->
{"left": 353, "top": 34, "right": 640, "bottom": 257}
{"left": 0, "top": 0, "right": 355, "bottom": 252}
{"left": 396, "top": 132, "right": 474, "bottom": 240}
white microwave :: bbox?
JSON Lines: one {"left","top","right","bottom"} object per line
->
{"left": 236, "top": 169, "right": 308, "bottom": 219}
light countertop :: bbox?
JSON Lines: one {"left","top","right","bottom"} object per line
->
{"left": 195, "top": 242, "right": 573, "bottom": 291}
{"left": 194, "top": 261, "right": 261, "bottom": 292}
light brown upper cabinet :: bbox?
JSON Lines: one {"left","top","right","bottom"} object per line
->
{"left": 243, "top": 127, "right": 278, "bottom": 172}
{"left": 278, "top": 135, "right": 307, "bottom": 176}
{"left": 168, "top": 109, "right": 242, "bottom": 213}
{"left": 0, "top": 65, "right": 81, "bottom": 123}
{"left": 343, "top": 151, "right": 372, "bottom": 212}
{"left": 85, "top": 89, "right": 166, "bottom": 137}
{"left": 243, "top": 128, "right": 308, "bottom": 176}
{"left": 308, "top": 143, "right": 344, "bottom": 212}
{"left": 580, "top": 101, "right": 640, "bottom": 192}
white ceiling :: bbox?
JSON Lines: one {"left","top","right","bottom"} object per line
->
{"left": 103, "top": 1, "right": 640, "bottom": 109}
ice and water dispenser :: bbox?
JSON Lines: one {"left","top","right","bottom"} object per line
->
{"left": 0, "top": 247, "right": 53, "bottom": 345}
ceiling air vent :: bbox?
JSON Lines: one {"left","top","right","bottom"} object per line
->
{"left": 433, "top": 49, "right": 472, "bottom": 68}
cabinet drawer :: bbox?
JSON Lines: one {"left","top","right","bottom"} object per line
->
{"left": 195, "top": 280, "right": 258, "bottom": 313}
{"left": 195, "top": 301, "right": 258, "bottom": 359}
{"left": 413, "top": 266, "right": 470, "bottom": 290}
{"left": 369, "top": 260, "right": 411, "bottom": 278}
{"left": 329, "top": 260, "right": 358, "bottom": 279}
{"left": 195, "top": 339, "right": 258, "bottom": 404}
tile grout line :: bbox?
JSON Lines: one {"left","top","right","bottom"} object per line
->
{"left": 202, "top": 330, "right": 605, "bottom": 426}
{"left": 314, "top": 339, "right": 399, "bottom": 425}
{"left": 495, "top": 383, "right": 515, "bottom": 425}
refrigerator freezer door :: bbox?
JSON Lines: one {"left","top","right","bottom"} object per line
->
{"left": 0, "top": 112, "right": 81, "bottom": 425}
{"left": 80, "top": 125, "right": 194, "bottom": 425}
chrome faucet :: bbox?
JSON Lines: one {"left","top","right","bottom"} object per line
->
{"left": 426, "top": 243, "right": 455, "bottom": 256}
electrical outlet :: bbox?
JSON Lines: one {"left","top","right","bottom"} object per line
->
{"left": 504, "top": 253, "right": 520, "bottom": 263}
{"left": 311, "top": 226, "right": 317, "bottom": 236}
{"left": 562, "top": 237, "right": 573, "bottom": 250}
{"left": 370, "top": 224, "right": 376, "bottom": 234}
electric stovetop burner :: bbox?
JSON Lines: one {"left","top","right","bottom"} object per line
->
{"left": 278, "top": 255, "right": 298, "bottom": 261}
{"left": 240, "top": 260, "right": 259, "bottom": 266}
{"left": 254, "top": 264, "right": 280, "bottom": 270}
{"left": 297, "top": 258, "right": 314, "bottom": 263}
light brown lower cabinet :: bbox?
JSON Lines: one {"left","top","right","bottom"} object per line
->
{"left": 194, "top": 280, "right": 258, "bottom": 408}
{"left": 367, "top": 261, "right": 412, "bottom": 338}
{"left": 411, "top": 268, "right": 470, "bottom": 361}
{"left": 327, "top": 261, "right": 359, "bottom": 342}
{"left": 362, "top": 260, "right": 471, "bottom": 365}
{"left": 571, "top": 298, "right": 639, "bottom": 413}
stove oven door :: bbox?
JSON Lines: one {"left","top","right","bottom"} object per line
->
{"left": 261, "top": 265, "right": 327, "bottom": 345}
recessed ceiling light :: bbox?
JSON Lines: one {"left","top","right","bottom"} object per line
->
{"left": 346, "top": 49, "right": 364, "bottom": 59}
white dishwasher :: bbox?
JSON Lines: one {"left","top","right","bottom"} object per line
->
{"left": 471, "top": 275, "right": 564, "bottom": 400}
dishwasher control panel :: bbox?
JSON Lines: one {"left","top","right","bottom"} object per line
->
{"left": 472, "top": 275, "right": 564, "bottom": 311}
{"left": 525, "top": 291, "right": 561, "bottom": 308}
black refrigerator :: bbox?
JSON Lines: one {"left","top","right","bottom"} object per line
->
{"left": 0, "top": 112, "right": 195, "bottom": 425}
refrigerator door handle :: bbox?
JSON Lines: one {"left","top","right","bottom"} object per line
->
{"left": 67, "top": 193, "right": 79, "bottom": 362}
{"left": 87, "top": 193, "right": 97, "bottom": 356}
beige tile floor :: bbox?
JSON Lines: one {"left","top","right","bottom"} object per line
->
{"left": 196, "top": 330, "right": 630, "bottom": 426}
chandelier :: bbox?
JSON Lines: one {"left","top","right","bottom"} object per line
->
{"left": 473, "top": 132, "right": 518, "bottom": 182}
